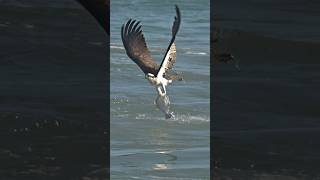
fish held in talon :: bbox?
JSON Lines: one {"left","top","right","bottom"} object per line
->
{"left": 121, "top": 5, "right": 182, "bottom": 118}
{"left": 155, "top": 95, "right": 174, "bottom": 119}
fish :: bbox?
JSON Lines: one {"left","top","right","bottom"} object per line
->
{"left": 155, "top": 94, "right": 174, "bottom": 119}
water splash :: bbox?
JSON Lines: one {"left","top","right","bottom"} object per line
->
{"left": 134, "top": 113, "right": 209, "bottom": 124}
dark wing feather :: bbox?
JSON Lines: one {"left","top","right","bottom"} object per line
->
{"left": 171, "top": 5, "right": 181, "bottom": 39}
{"left": 121, "top": 19, "right": 158, "bottom": 75}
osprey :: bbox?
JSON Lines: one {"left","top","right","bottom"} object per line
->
{"left": 121, "top": 5, "right": 182, "bottom": 118}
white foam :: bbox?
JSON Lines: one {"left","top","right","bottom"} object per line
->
{"left": 170, "top": 114, "right": 210, "bottom": 123}
{"left": 185, "top": 51, "right": 207, "bottom": 55}
{"left": 135, "top": 113, "right": 210, "bottom": 123}
{"left": 110, "top": 45, "right": 125, "bottom": 50}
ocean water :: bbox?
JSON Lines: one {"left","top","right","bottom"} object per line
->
{"left": 110, "top": 0, "right": 210, "bottom": 179}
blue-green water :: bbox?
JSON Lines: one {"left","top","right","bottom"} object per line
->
{"left": 111, "top": 0, "right": 210, "bottom": 179}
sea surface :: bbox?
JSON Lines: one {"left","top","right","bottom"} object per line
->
{"left": 110, "top": 0, "right": 210, "bottom": 179}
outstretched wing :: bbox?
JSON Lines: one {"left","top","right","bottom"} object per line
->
{"left": 121, "top": 19, "right": 158, "bottom": 75}
{"left": 167, "top": 42, "right": 177, "bottom": 71}
{"left": 157, "top": 5, "right": 181, "bottom": 79}
{"left": 163, "top": 42, "right": 183, "bottom": 81}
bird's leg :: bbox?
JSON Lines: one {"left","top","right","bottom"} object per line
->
{"left": 161, "top": 83, "right": 167, "bottom": 95}
{"left": 157, "top": 84, "right": 166, "bottom": 96}
{"left": 157, "top": 86, "right": 164, "bottom": 96}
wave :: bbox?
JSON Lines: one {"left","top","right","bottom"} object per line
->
{"left": 110, "top": 45, "right": 125, "bottom": 50}
{"left": 111, "top": 96, "right": 129, "bottom": 104}
{"left": 134, "top": 113, "right": 210, "bottom": 123}
{"left": 185, "top": 51, "right": 207, "bottom": 55}
{"left": 170, "top": 114, "right": 210, "bottom": 123}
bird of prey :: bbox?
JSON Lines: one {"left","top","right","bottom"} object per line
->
{"left": 121, "top": 5, "right": 182, "bottom": 118}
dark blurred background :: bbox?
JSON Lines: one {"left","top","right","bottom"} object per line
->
{"left": 212, "top": 0, "right": 320, "bottom": 179}
{"left": 0, "top": 0, "right": 109, "bottom": 179}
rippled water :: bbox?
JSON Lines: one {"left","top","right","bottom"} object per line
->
{"left": 110, "top": 0, "right": 210, "bottom": 179}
